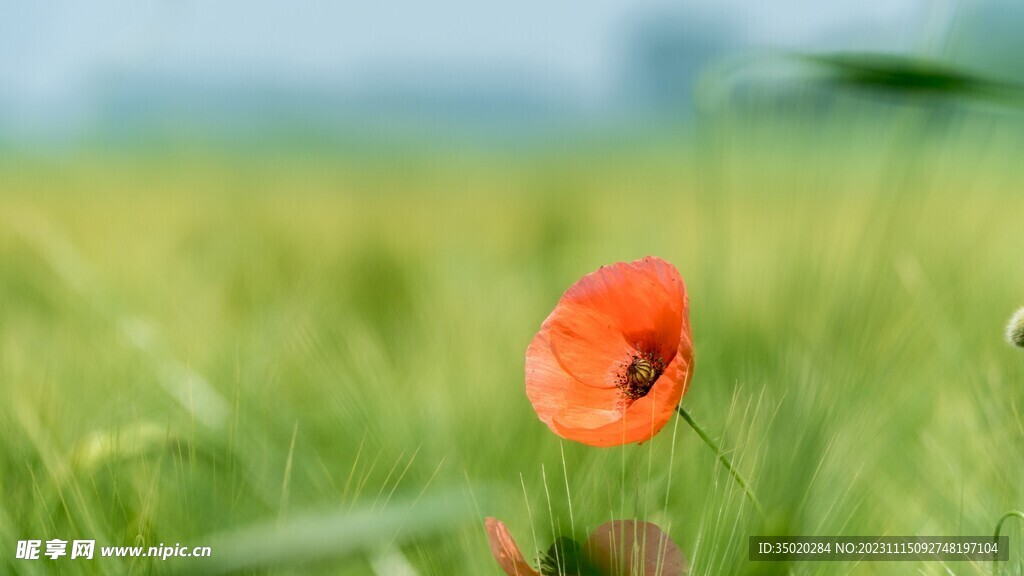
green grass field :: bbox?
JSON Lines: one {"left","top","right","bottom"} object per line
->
{"left": 2, "top": 106, "right": 1024, "bottom": 575}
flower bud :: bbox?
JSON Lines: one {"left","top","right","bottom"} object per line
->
{"left": 1007, "top": 307, "right": 1024, "bottom": 348}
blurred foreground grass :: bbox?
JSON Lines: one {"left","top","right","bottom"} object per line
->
{"left": 2, "top": 107, "right": 1024, "bottom": 575}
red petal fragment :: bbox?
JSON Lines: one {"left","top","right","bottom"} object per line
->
{"left": 586, "top": 520, "right": 688, "bottom": 576}
{"left": 485, "top": 518, "right": 541, "bottom": 576}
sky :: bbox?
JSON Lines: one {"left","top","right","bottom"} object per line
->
{"left": 0, "top": 0, "right": 934, "bottom": 137}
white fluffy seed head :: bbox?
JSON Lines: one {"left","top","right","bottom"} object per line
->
{"left": 1007, "top": 307, "right": 1024, "bottom": 348}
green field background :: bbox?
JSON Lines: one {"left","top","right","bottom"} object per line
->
{"left": 2, "top": 105, "right": 1024, "bottom": 574}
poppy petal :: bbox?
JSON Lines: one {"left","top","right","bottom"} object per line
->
{"left": 585, "top": 520, "right": 689, "bottom": 576}
{"left": 546, "top": 258, "right": 685, "bottom": 389}
{"left": 526, "top": 328, "right": 623, "bottom": 431}
{"left": 485, "top": 518, "right": 541, "bottom": 576}
{"left": 548, "top": 334, "right": 693, "bottom": 447}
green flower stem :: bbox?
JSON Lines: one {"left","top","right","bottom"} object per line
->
{"left": 993, "top": 510, "right": 1024, "bottom": 576}
{"left": 676, "top": 405, "right": 765, "bottom": 516}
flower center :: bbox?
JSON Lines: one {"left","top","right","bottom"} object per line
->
{"left": 539, "top": 537, "right": 597, "bottom": 576}
{"left": 619, "top": 352, "right": 665, "bottom": 400}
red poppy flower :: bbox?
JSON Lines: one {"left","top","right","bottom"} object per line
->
{"left": 525, "top": 257, "right": 694, "bottom": 446}
{"left": 485, "top": 517, "right": 688, "bottom": 576}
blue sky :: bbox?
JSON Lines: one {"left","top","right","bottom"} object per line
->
{"left": 1, "top": 0, "right": 933, "bottom": 135}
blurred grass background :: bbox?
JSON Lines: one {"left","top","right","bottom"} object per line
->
{"left": 3, "top": 94, "right": 1024, "bottom": 575}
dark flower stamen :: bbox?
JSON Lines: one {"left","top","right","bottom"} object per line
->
{"left": 619, "top": 352, "right": 665, "bottom": 400}
{"left": 539, "top": 537, "right": 599, "bottom": 576}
